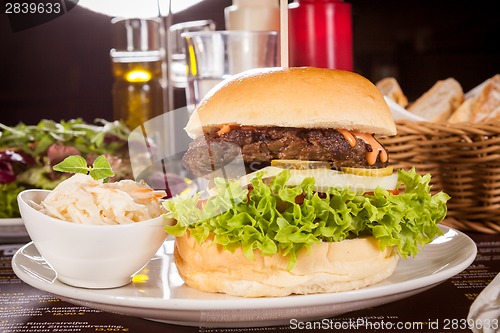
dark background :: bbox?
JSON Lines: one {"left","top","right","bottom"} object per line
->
{"left": 1, "top": 0, "right": 499, "bottom": 126}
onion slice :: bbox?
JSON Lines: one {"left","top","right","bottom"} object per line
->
{"left": 240, "top": 166, "right": 398, "bottom": 193}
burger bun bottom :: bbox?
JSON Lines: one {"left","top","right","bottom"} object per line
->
{"left": 174, "top": 233, "right": 399, "bottom": 297}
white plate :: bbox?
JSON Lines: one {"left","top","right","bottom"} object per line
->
{"left": 0, "top": 218, "right": 28, "bottom": 238}
{"left": 12, "top": 226, "right": 476, "bottom": 328}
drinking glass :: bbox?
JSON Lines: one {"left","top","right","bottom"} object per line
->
{"left": 169, "top": 20, "right": 216, "bottom": 88}
{"left": 182, "top": 30, "right": 278, "bottom": 112}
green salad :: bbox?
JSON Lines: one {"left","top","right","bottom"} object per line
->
{"left": 0, "top": 118, "right": 131, "bottom": 218}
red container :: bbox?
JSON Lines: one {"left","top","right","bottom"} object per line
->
{"left": 288, "top": 0, "right": 353, "bottom": 71}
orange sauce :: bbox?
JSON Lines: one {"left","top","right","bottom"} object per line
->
{"left": 339, "top": 128, "right": 388, "bottom": 165}
{"left": 217, "top": 124, "right": 232, "bottom": 136}
{"left": 352, "top": 131, "right": 388, "bottom": 165}
{"left": 338, "top": 129, "right": 357, "bottom": 147}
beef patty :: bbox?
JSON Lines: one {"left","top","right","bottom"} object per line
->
{"left": 182, "top": 126, "right": 389, "bottom": 177}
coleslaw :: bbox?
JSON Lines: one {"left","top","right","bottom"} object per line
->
{"left": 39, "top": 174, "right": 165, "bottom": 225}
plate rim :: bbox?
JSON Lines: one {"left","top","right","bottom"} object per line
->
{"left": 12, "top": 225, "right": 477, "bottom": 312}
{"left": 0, "top": 217, "right": 24, "bottom": 226}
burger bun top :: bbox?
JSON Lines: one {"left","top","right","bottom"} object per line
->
{"left": 185, "top": 67, "right": 397, "bottom": 138}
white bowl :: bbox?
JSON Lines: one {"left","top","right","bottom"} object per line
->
{"left": 17, "top": 189, "right": 172, "bottom": 289}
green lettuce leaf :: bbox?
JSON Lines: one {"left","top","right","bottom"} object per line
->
{"left": 163, "top": 168, "right": 450, "bottom": 269}
{"left": 16, "top": 165, "right": 68, "bottom": 190}
{"left": 0, "top": 119, "right": 130, "bottom": 158}
{"left": 0, "top": 182, "right": 25, "bottom": 218}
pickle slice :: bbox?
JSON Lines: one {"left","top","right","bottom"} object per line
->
{"left": 271, "top": 159, "right": 331, "bottom": 170}
{"left": 341, "top": 166, "right": 394, "bottom": 177}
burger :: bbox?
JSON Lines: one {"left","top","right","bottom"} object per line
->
{"left": 164, "top": 67, "right": 449, "bottom": 297}
{"left": 181, "top": 67, "right": 395, "bottom": 177}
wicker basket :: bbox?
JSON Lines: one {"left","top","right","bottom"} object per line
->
{"left": 378, "top": 120, "right": 500, "bottom": 234}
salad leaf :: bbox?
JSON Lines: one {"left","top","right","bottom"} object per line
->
{"left": 89, "top": 155, "right": 115, "bottom": 180}
{"left": 164, "top": 168, "right": 450, "bottom": 269}
{"left": 0, "top": 119, "right": 131, "bottom": 218}
{"left": 16, "top": 165, "right": 68, "bottom": 189}
{"left": 53, "top": 155, "right": 115, "bottom": 181}
{"left": 0, "top": 119, "right": 130, "bottom": 158}
{"left": 52, "top": 155, "right": 89, "bottom": 174}
{"left": 0, "top": 182, "right": 25, "bottom": 218}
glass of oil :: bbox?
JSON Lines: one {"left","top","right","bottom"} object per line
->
{"left": 110, "top": 18, "right": 165, "bottom": 130}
